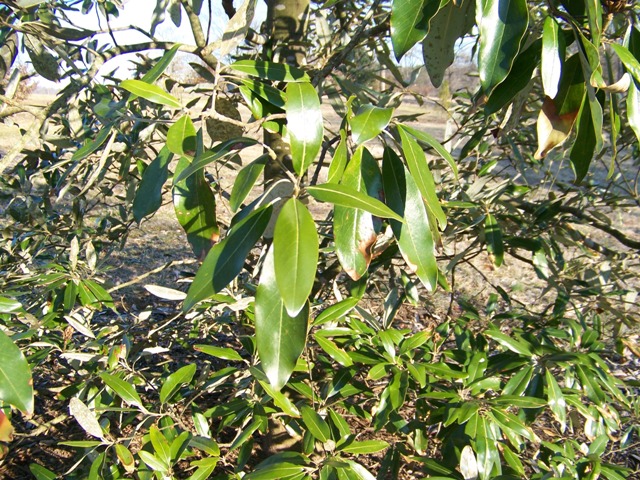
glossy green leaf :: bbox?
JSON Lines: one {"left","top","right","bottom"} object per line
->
{"left": 315, "top": 335, "right": 353, "bottom": 367}
{"left": 397, "top": 124, "right": 458, "bottom": 180}
{"left": 485, "top": 37, "right": 541, "bottom": 115}
{"left": 331, "top": 147, "right": 383, "bottom": 280}
{"left": 173, "top": 156, "right": 219, "bottom": 260}
{"left": 390, "top": 0, "right": 440, "bottom": 60}
{"left": 398, "top": 126, "right": 446, "bottom": 230}
{"left": 570, "top": 93, "right": 597, "bottom": 183}
{"left": 160, "top": 363, "right": 197, "bottom": 404}
{"left": 133, "top": 146, "right": 173, "bottom": 222}
{"left": 255, "top": 246, "right": 308, "bottom": 391}
{"left": 274, "top": 198, "right": 318, "bottom": 316}
{"left": 29, "top": 463, "right": 58, "bottom": 480}
{"left": 575, "top": 364, "right": 605, "bottom": 406}
{"left": 382, "top": 148, "right": 438, "bottom": 291}
{"left": 230, "top": 155, "right": 268, "bottom": 212}
{"left": 627, "top": 80, "right": 640, "bottom": 143}
{"left": 585, "top": 0, "right": 602, "bottom": 47}
{"left": 120, "top": 79, "right": 181, "bottom": 108}
{"left": 258, "top": 380, "right": 301, "bottom": 417}
{"left": 422, "top": 0, "right": 475, "bottom": 87}
{"left": 166, "top": 115, "right": 197, "bottom": 156}
{"left": 149, "top": 424, "right": 172, "bottom": 468}
{"left": 141, "top": 43, "right": 181, "bottom": 84}
{"left": 490, "top": 395, "right": 546, "bottom": 408}
{"left": 301, "top": 405, "right": 331, "bottom": 442}
{"left": 194, "top": 344, "right": 244, "bottom": 361}
{"left": 489, "top": 407, "right": 536, "bottom": 441}
{"left": 240, "top": 78, "right": 287, "bottom": 108}
{"left": 99, "top": 373, "right": 144, "bottom": 410}
{"left": 545, "top": 369, "right": 566, "bottom": 432}
{"left": 485, "top": 330, "right": 533, "bottom": 356}
{"left": 174, "top": 138, "right": 259, "bottom": 184}
{"left": 286, "top": 82, "right": 323, "bottom": 176}
{"left": 423, "top": 362, "right": 468, "bottom": 379}
{"left": 350, "top": 105, "right": 393, "bottom": 145}
{"left": 475, "top": 419, "right": 500, "bottom": 480}
{"left": 229, "top": 60, "right": 310, "bottom": 82}
{"left": 340, "top": 440, "right": 389, "bottom": 454}
{"left": 244, "top": 462, "right": 305, "bottom": 480}
{"left": 308, "top": 183, "right": 402, "bottom": 222}
{"left": 139, "top": 450, "right": 168, "bottom": 472}
{"left": 541, "top": 16, "right": 565, "bottom": 99}
{"left": 0, "top": 330, "right": 33, "bottom": 414}
{"left": 71, "top": 124, "right": 113, "bottom": 162}
{"left": 183, "top": 205, "right": 272, "bottom": 311}
{"left": 314, "top": 297, "right": 359, "bottom": 326}
{"left": 340, "top": 459, "right": 377, "bottom": 480}
{"left": 484, "top": 213, "right": 503, "bottom": 267}
{"left": 477, "top": 0, "right": 529, "bottom": 94}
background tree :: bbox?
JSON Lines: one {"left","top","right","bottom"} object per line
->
{"left": 0, "top": 0, "right": 639, "bottom": 478}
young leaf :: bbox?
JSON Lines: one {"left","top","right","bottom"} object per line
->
{"left": 382, "top": 148, "right": 438, "bottom": 291}
{"left": 484, "top": 213, "right": 503, "bottom": 267}
{"left": 286, "top": 82, "right": 323, "bottom": 176}
{"left": 422, "top": 0, "right": 475, "bottom": 88}
{"left": 160, "top": 363, "right": 197, "bottom": 404}
{"left": 273, "top": 198, "right": 319, "bottom": 316}
{"left": 327, "top": 130, "right": 348, "bottom": 184}
{"left": 133, "top": 146, "right": 173, "bottom": 222}
{"left": 541, "top": 16, "right": 565, "bottom": 99}
{"left": 120, "top": 79, "right": 181, "bottom": 108}
{"left": 0, "top": 330, "right": 33, "bottom": 414}
{"left": 390, "top": 0, "right": 441, "bottom": 61}
{"left": 255, "top": 246, "right": 308, "bottom": 391}
{"left": 166, "top": 115, "right": 197, "bottom": 156}
{"left": 477, "top": 0, "right": 529, "bottom": 95}
{"left": 398, "top": 126, "right": 447, "bottom": 229}
{"left": 183, "top": 205, "right": 272, "bottom": 311}
{"left": 173, "top": 156, "right": 219, "bottom": 260}
{"left": 229, "top": 60, "right": 310, "bottom": 82}
{"left": 230, "top": 155, "right": 268, "bottom": 212}
{"left": 349, "top": 105, "right": 393, "bottom": 145}
{"left": 485, "top": 330, "right": 533, "bottom": 356}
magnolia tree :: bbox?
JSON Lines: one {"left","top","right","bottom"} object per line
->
{"left": 0, "top": 0, "right": 639, "bottom": 478}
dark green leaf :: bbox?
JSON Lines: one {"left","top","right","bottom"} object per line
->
{"left": 0, "top": 297, "right": 22, "bottom": 314}
{"left": 133, "top": 146, "right": 173, "bottom": 222}
{"left": 390, "top": 0, "right": 440, "bottom": 60}
{"left": 229, "top": 60, "right": 310, "bottom": 82}
{"left": 398, "top": 126, "right": 447, "bottom": 229}
{"left": 382, "top": 148, "right": 438, "bottom": 291}
{"left": 230, "top": 155, "right": 269, "bottom": 212}
{"left": 545, "top": 370, "right": 566, "bottom": 432}
{"left": 173, "top": 156, "right": 219, "bottom": 259}
{"left": 350, "top": 105, "right": 393, "bottom": 145}
{"left": 286, "top": 82, "right": 323, "bottom": 176}
{"left": 421, "top": 0, "right": 475, "bottom": 87}
{"left": 72, "top": 124, "right": 113, "bottom": 162}
{"left": 314, "top": 297, "right": 359, "bottom": 326}
{"left": 160, "top": 364, "right": 197, "bottom": 404}
{"left": 99, "top": 373, "right": 144, "bottom": 410}
{"left": 484, "top": 213, "right": 503, "bottom": 267}
{"left": 141, "top": 43, "right": 181, "bottom": 84}
{"left": 397, "top": 124, "right": 458, "bottom": 179}
{"left": 256, "top": 246, "right": 308, "bottom": 391}
{"left": 240, "top": 78, "right": 287, "bottom": 108}
{"left": 301, "top": 405, "right": 331, "bottom": 442}
{"left": 315, "top": 335, "right": 353, "bottom": 366}
{"left": 183, "top": 205, "right": 272, "bottom": 310}
{"left": 477, "top": 0, "right": 529, "bottom": 94}
{"left": 194, "top": 345, "right": 243, "bottom": 361}
{"left": 570, "top": 93, "right": 596, "bottom": 183}
{"left": 0, "top": 330, "right": 33, "bottom": 414}
{"left": 308, "top": 183, "right": 403, "bottom": 222}
{"left": 274, "top": 198, "right": 318, "bottom": 316}
{"left": 486, "top": 329, "right": 533, "bottom": 356}
{"left": 120, "top": 79, "right": 181, "bottom": 108}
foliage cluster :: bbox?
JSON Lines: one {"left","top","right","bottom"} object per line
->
{"left": 0, "top": 0, "right": 639, "bottom": 478}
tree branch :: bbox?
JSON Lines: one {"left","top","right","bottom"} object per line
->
{"left": 180, "top": 0, "right": 207, "bottom": 49}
